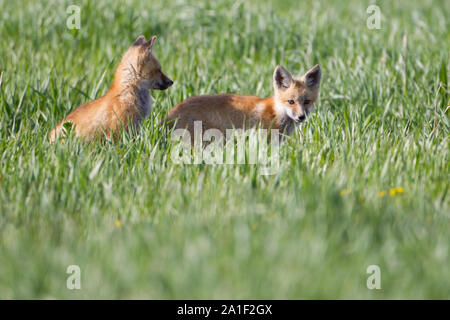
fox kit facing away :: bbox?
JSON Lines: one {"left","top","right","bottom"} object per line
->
{"left": 49, "top": 35, "right": 173, "bottom": 142}
{"left": 167, "top": 65, "right": 321, "bottom": 139}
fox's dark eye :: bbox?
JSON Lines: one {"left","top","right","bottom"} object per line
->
{"left": 304, "top": 99, "right": 311, "bottom": 105}
{"left": 288, "top": 100, "right": 295, "bottom": 105}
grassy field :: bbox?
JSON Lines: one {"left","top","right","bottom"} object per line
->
{"left": 0, "top": 0, "right": 448, "bottom": 299}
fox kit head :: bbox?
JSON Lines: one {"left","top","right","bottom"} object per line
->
{"left": 273, "top": 64, "right": 321, "bottom": 124}
{"left": 118, "top": 35, "right": 173, "bottom": 90}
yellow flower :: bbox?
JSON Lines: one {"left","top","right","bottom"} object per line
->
{"left": 114, "top": 220, "right": 122, "bottom": 228}
{"left": 340, "top": 189, "right": 352, "bottom": 196}
{"left": 377, "top": 191, "right": 386, "bottom": 198}
{"left": 389, "top": 187, "right": 404, "bottom": 196}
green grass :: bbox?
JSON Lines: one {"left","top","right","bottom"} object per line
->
{"left": 0, "top": 0, "right": 449, "bottom": 299}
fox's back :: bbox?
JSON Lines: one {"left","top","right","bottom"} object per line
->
{"left": 167, "top": 94, "right": 272, "bottom": 132}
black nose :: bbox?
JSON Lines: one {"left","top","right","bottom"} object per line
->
{"left": 298, "top": 115, "right": 306, "bottom": 122}
{"left": 166, "top": 80, "right": 174, "bottom": 87}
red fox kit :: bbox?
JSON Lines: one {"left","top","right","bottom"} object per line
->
{"left": 49, "top": 35, "right": 173, "bottom": 142}
{"left": 167, "top": 65, "right": 321, "bottom": 138}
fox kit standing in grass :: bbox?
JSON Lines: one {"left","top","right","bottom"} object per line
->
{"left": 167, "top": 65, "right": 321, "bottom": 138}
{"left": 49, "top": 35, "right": 173, "bottom": 142}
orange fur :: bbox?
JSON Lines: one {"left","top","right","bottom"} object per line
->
{"left": 167, "top": 65, "right": 321, "bottom": 139}
{"left": 49, "top": 35, "right": 173, "bottom": 143}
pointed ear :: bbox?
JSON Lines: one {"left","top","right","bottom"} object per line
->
{"left": 304, "top": 64, "right": 321, "bottom": 89}
{"left": 273, "top": 66, "right": 293, "bottom": 90}
{"left": 133, "top": 35, "right": 146, "bottom": 46}
{"left": 142, "top": 35, "right": 157, "bottom": 53}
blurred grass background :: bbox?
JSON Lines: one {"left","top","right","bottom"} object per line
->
{"left": 0, "top": 0, "right": 448, "bottom": 298}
